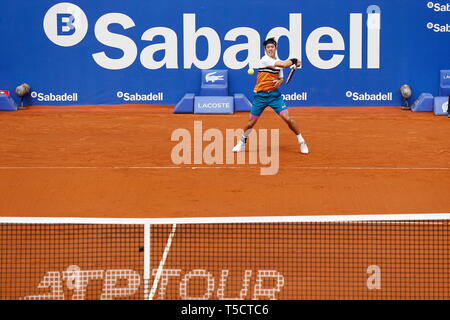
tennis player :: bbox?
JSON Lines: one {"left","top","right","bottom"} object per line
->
{"left": 232, "top": 37, "right": 309, "bottom": 154}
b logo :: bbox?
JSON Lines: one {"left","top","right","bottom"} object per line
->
{"left": 43, "top": 2, "right": 88, "bottom": 47}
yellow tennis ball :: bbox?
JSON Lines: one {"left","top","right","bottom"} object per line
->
{"left": 247, "top": 68, "right": 254, "bottom": 75}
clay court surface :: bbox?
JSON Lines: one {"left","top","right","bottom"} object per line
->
{"left": 0, "top": 106, "right": 448, "bottom": 218}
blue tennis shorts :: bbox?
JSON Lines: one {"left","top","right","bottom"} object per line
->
{"left": 250, "top": 90, "right": 288, "bottom": 119}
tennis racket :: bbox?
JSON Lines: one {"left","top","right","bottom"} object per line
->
{"left": 285, "top": 65, "right": 297, "bottom": 85}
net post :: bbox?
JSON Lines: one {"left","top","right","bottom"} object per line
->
{"left": 143, "top": 223, "right": 151, "bottom": 300}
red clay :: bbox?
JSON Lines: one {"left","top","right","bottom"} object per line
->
{"left": 1, "top": 105, "right": 449, "bottom": 300}
{"left": 0, "top": 105, "right": 448, "bottom": 218}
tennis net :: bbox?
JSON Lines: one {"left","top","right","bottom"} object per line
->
{"left": 0, "top": 214, "right": 449, "bottom": 300}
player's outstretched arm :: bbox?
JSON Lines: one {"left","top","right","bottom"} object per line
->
{"left": 275, "top": 58, "right": 301, "bottom": 69}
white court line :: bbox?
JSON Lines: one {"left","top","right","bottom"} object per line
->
{"left": 0, "top": 166, "right": 449, "bottom": 170}
{"left": 143, "top": 224, "right": 151, "bottom": 300}
{"left": 148, "top": 224, "right": 177, "bottom": 300}
{"left": 1, "top": 214, "right": 450, "bottom": 225}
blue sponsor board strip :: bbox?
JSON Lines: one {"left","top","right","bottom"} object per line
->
{"left": 194, "top": 96, "right": 234, "bottom": 114}
{"left": 1, "top": 1, "right": 449, "bottom": 106}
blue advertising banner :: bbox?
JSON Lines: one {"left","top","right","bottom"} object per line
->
{"left": 0, "top": 0, "right": 449, "bottom": 107}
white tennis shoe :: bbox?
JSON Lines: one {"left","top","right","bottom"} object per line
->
{"left": 300, "top": 142, "right": 309, "bottom": 154}
{"left": 232, "top": 141, "right": 246, "bottom": 152}
{"left": 297, "top": 134, "right": 309, "bottom": 154}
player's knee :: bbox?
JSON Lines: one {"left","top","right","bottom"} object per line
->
{"left": 286, "top": 117, "right": 296, "bottom": 129}
{"left": 281, "top": 114, "right": 292, "bottom": 123}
